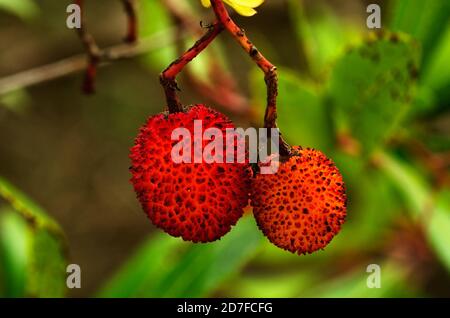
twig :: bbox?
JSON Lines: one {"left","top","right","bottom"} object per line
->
{"left": 74, "top": 0, "right": 138, "bottom": 94}
{"left": 162, "top": 0, "right": 249, "bottom": 115}
{"left": 0, "top": 27, "right": 181, "bottom": 96}
{"left": 209, "top": 0, "right": 291, "bottom": 155}
{"left": 160, "top": 22, "right": 224, "bottom": 113}
{"left": 121, "top": 0, "right": 138, "bottom": 43}
{"left": 74, "top": 0, "right": 101, "bottom": 94}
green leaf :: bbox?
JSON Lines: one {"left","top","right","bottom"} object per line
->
{"left": 99, "top": 216, "right": 263, "bottom": 297}
{"left": 0, "top": 0, "right": 39, "bottom": 20}
{"left": 251, "top": 67, "right": 334, "bottom": 152}
{"left": 303, "top": 261, "right": 418, "bottom": 297}
{"left": 389, "top": 0, "right": 450, "bottom": 67}
{"left": 139, "top": 0, "right": 176, "bottom": 71}
{"left": 287, "top": 0, "right": 359, "bottom": 75}
{"left": 327, "top": 153, "right": 400, "bottom": 251}
{"left": 378, "top": 153, "right": 450, "bottom": 273}
{"left": 0, "top": 177, "right": 67, "bottom": 297}
{"left": 422, "top": 24, "right": 450, "bottom": 88}
{"left": 327, "top": 32, "right": 419, "bottom": 154}
{"left": 377, "top": 152, "right": 429, "bottom": 217}
{"left": 156, "top": 217, "right": 262, "bottom": 298}
{"left": 225, "top": 269, "right": 319, "bottom": 298}
{"left": 98, "top": 234, "right": 183, "bottom": 298}
{"left": 0, "top": 177, "right": 62, "bottom": 234}
{"left": 421, "top": 23, "right": 450, "bottom": 104}
{"left": 27, "top": 229, "right": 67, "bottom": 297}
{"left": 0, "top": 210, "right": 31, "bottom": 297}
{"left": 427, "top": 191, "right": 450, "bottom": 271}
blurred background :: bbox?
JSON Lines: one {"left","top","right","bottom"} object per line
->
{"left": 0, "top": 0, "right": 449, "bottom": 298}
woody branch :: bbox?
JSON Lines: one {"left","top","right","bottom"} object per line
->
{"left": 209, "top": 0, "right": 291, "bottom": 156}
{"left": 75, "top": 0, "right": 138, "bottom": 94}
{"left": 160, "top": 22, "right": 224, "bottom": 113}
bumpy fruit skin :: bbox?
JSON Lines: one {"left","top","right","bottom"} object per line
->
{"left": 251, "top": 147, "right": 347, "bottom": 254}
{"left": 130, "top": 104, "right": 252, "bottom": 242}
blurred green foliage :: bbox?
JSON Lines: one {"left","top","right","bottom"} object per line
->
{"left": 0, "top": 0, "right": 38, "bottom": 21}
{"left": 0, "top": 210, "right": 30, "bottom": 297}
{"left": 327, "top": 32, "right": 419, "bottom": 155}
{"left": 0, "top": 178, "right": 67, "bottom": 297}
{"left": 99, "top": 216, "right": 262, "bottom": 297}
{"left": 0, "top": 0, "right": 449, "bottom": 298}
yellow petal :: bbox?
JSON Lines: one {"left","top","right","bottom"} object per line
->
{"left": 229, "top": 0, "right": 264, "bottom": 7}
{"left": 201, "top": 0, "right": 211, "bottom": 8}
{"left": 200, "top": 0, "right": 264, "bottom": 16}
{"left": 224, "top": 1, "right": 258, "bottom": 16}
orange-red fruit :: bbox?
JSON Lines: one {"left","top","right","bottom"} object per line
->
{"left": 130, "top": 104, "right": 252, "bottom": 242}
{"left": 251, "top": 147, "right": 347, "bottom": 254}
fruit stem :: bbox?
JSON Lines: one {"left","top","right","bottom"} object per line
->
{"left": 160, "top": 22, "right": 224, "bottom": 113}
{"left": 209, "top": 0, "right": 291, "bottom": 156}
